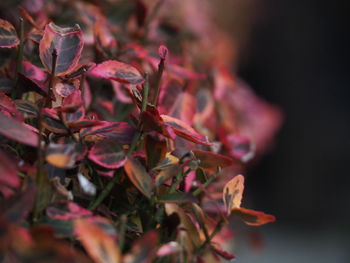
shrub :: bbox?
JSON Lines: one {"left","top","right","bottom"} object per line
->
{"left": 0, "top": 1, "right": 281, "bottom": 262}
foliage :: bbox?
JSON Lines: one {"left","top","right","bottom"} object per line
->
{"left": 0, "top": 0, "right": 282, "bottom": 262}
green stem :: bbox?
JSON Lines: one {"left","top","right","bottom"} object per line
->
{"left": 13, "top": 18, "right": 24, "bottom": 99}
{"left": 89, "top": 74, "right": 149, "bottom": 210}
{"left": 169, "top": 168, "right": 191, "bottom": 193}
{"left": 88, "top": 170, "right": 120, "bottom": 210}
{"left": 192, "top": 167, "right": 221, "bottom": 196}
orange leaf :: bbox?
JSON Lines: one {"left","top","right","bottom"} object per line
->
{"left": 124, "top": 156, "right": 153, "bottom": 198}
{"left": 232, "top": 207, "right": 276, "bottom": 226}
{"left": 223, "top": 174, "right": 244, "bottom": 215}
{"left": 74, "top": 218, "right": 121, "bottom": 263}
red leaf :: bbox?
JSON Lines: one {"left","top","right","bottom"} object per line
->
{"left": 227, "top": 134, "right": 255, "bottom": 162}
{"left": 232, "top": 207, "right": 276, "bottom": 226}
{"left": 0, "top": 19, "right": 19, "bottom": 48}
{"left": 124, "top": 156, "right": 153, "bottom": 198}
{"left": 80, "top": 121, "right": 136, "bottom": 144}
{"left": 158, "top": 45, "right": 168, "bottom": 60}
{"left": 161, "top": 114, "right": 211, "bottom": 145}
{"left": 21, "top": 60, "right": 47, "bottom": 82}
{"left": 88, "top": 139, "right": 126, "bottom": 169}
{"left": 0, "top": 112, "right": 38, "bottom": 147}
{"left": 47, "top": 201, "right": 92, "bottom": 220}
{"left": 64, "top": 62, "right": 96, "bottom": 79}
{"left": 192, "top": 150, "right": 234, "bottom": 170}
{"left": 0, "top": 92, "right": 24, "bottom": 121}
{"left": 39, "top": 22, "right": 84, "bottom": 76}
{"left": 91, "top": 60, "right": 144, "bottom": 84}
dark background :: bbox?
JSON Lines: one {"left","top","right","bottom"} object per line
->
{"left": 234, "top": 0, "right": 350, "bottom": 262}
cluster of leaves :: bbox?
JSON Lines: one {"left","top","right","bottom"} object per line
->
{"left": 0, "top": 0, "right": 282, "bottom": 262}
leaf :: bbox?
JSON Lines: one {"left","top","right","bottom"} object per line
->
{"left": 152, "top": 153, "right": 179, "bottom": 170}
{"left": 0, "top": 150, "right": 21, "bottom": 197}
{"left": 91, "top": 60, "right": 144, "bottom": 84}
{"left": 39, "top": 22, "right": 84, "bottom": 76}
{"left": 157, "top": 192, "right": 198, "bottom": 204}
{"left": 227, "top": 134, "right": 255, "bottom": 163}
{"left": 192, "top": 149, "right": 234, "bottom": 171}
{"left": 88, "top": 139, "right": 126, "bottom": 169}
{"left": 46, "top": 143, "right": 86, "bottom": 169}
{"left": 21, "top": 60, "right": 47, "bottom": 82}
{"left": 80, "top": 121, "right": 135, "bottom": 144}
{"left": 223, "top": 174, "right": 244, "bottom": 215}
{"left": 231, "top": 207, "right": 276, "bottom": 226}
{"left": 144, "top": 133, "right": 167, "bottom": 169}
{"left": 64, "top": 62, "right": 96, "bottom": 79}
{"left": 124, "top": 156, "right": 153, "bottom": 199}
{"left": 0, "top": 92, "right": 24, "bottom": 121}
{"left": 1, "top": 185, "right": 37, "bottom": 223}
{"left": 158, "top": 45, "right": 168, "bottom": 60}
{"left": 124, "top": 231, "right": 158, "bottom": 263}
{"left": 0, "top": 112, "right": 38, "bottom": 147}
{"left": 161, "top": 114, "right": 211, "bottom": 145}
{"left": 47, "top": 201, "right": 92, "bottom": 220}
{"left": 0, "top": 19, "right": 19, "bottom": 48}
{"left": 157, "top": 241, "right": 180, "bottom": 257}
{"left": 15, "top": 100, "right": 38, "bottom": 118}
{"left": 74, "top": 218, "right": 121, "bottom": 263}
{"left": 211, "top": 243, "right": 235, "bottom": 260}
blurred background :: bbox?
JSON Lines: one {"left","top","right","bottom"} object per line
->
{"left": 215, "top": 0, "right": 350, "bottom": 262}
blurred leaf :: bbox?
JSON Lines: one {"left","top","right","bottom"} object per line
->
{"left": 153, "top": 153, "right": 179, "bottom": 170}
{"left": 91, "top": 60, "right": 144, "bottom": 84}
{"left": 124, "top": 230, "right": 158, "bottom": 263}
{"left": 0, "top": 150, "right": 20, "bottom": 197}
{"left": 0, "top": 19, "right": 19, "bottom": 48}
{"left": 46, "top": 143, "right": 86, "bottom": 169}
{"left": 144, "top": 134, "right": 167, "bottom": 169}
{"left": 0, "top": 112, "right": 38, "bottom": 147}
{"left": 74, "top": 218, "right": 121, "bottom": 263}
{"left": 47, "top": 201, "right": 92, "bottom": 220}
{"left": 124, "top": 156, "right": 153, "bottom": 199}
{"left": 39, "top": 22, "right": 83, "bottom": 76}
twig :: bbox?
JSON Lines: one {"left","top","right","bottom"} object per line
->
{"left": 13, "top": 18, "right": 24, "bottom": 99}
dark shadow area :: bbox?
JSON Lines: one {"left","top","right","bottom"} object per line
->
{"left": 237, "top": 0, "right": 350, "bottom": 261}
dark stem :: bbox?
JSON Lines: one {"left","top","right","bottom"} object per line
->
{"left": 46, "top": 49, "right": 58, "bottom": 107}
{"left": 13, "top": 18, "right": 24, "bottom": 99}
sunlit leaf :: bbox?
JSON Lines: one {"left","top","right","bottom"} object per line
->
{"left": 0, "top": 112, "right": 38, "bottom": 147}
{"left": 124, "top": 156, "right": 153, "bottom": 199}
{"left": 161, "top": 114, "right": 211, "bottom": 145}
{"left": 88, "top": 139, "right": 126, "bottom": 169}
{"left": 0, "top": 19, "right": 19, "bottom": 48}
{"left": 39, "top": 22, "right": 84, "bottom": 76}
{"left": 91, "top": 60, "right": 144, "bottom": 84}
{"left": 231, "top": 207, "right": 276, "bottom": 226}
{"left": 223, "top": 174, "right": 244, "bottom": 215}
{"left": 74, "top": 218, "right": 122, "bottom": 263}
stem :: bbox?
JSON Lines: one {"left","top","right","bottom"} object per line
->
{"left": 13, "top": 18, "right": 24, "bottom": 99}
{"left": 46, "top": 49, "right": 58, "bottom": 107}
{"left": 169, "top": 168, "right": 191, "bottom": 193}
{"left": 192, "top": 167, "right": 221, "bottom": 196}
{"left": 141, "top": 73, "right": 149, "bottom": 111}
{"left": 118, "top": 214, "right": 127, "bottom": 251}
{"left": 152, "top": 58, "right": 165, "bottom": 106}
{"left": 88, "top": 170, "right": 120, "bottom": 210}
